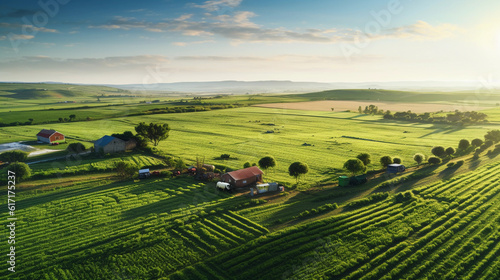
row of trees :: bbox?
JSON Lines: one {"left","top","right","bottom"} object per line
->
{"left": 240, "top": 155, "right": 309, "bottom": 183}
{"left": 382, "top": 110, "right": 488, "bottom": 124}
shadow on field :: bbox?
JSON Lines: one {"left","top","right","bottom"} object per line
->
{"left": 17, "top": 178, "right": 128, "bottom": 209}
{"left": 120, "top": 178, "right": 236, "bottom": 221}
{"left": 418, "top": 124, "right": 465, "bottom": 139}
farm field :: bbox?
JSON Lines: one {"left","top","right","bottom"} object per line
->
{"left": 0, "top": 175, "right": 268, "bottom": 279}
{"left": 1, "top": 105, "right": 499, "bottom": 186}
{"left": 4, "top": 84, "right": 500, "bottom": 279}
{"left": 255, "top": 100, "right": 491, "bottom": 113}
{"left": 170, "top": 160, "right": 500, "bottom": 280}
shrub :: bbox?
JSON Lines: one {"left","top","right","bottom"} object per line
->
{"left": 471, "top": 138, "right": 484, "bottom": 147}
{"left": 114, "top": 161, "right": 137, "bottom": 178}
{"left": 485, "top": 130, "right": 500, "bottom": 143}
{"left": 343, "top": 159, "right": 366, "bottom": 176}
{"left": 445, "top": 147, "right": 455, "bottom": 157}
{"left": 458, "top": 139, "right": 470, "bottom": 150}
{"left": 483, "top": 140, "right": 494, "bottom": 148}
{"left": 220, "top": 154, "right": 231, "bottom": 159}
{"left": 7, "top": 162, "right": 31, "bottom": 183}
{"left": 413, "top": 153, "right": 425, "bottom": 165}
{"left": 428, "top": 157, "right": 442, "bottom": 165}
{"left": 380, "top": 156, "right": 393, "bottom": 167}
{"left": 431, "top": 146, "right": 446, "bottom": 158}
{"left": 66, "top": 142, "right": 86, "bottom": 154}
{"left": 288, "top": 162, "right": 309, "bottom": 183}
{"left": 258, "top": 156, "right": 276, "bottom": 171}
{"left": 393, "top": 157, "right": 402, "bottom": 164}
{"left": 243, "top": 162, "right": 251, "bottom": 168}
{"left": 356, "top": 153, "right": 371, "bottom": 166}
{"left": 0, "top": 150, "right": 29, "bottom": 162}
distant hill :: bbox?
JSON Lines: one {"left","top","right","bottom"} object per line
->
{"left": 110, "top": 80, "right": 483, "bottom": 94}
{"left": 110, "top": 80, "right": 335, "bottom": 94}
{"left": 286, "top": 89, "right": 500, "bottom": 103}
{"left": 0, "top": 83, "right": 129, "bottom": 100}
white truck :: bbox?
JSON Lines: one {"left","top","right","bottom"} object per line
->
{"left": 216, "top": 182, "right": 231, "bottom": 191}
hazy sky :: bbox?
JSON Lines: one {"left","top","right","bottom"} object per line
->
{"left": 1, "top": 0, "right": 500, "bottom": 84}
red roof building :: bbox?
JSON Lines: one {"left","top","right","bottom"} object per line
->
{"left": 221, "top": 166, "right": 263, "bottom": 188}
{"left": 36, "top": 129, "right": 65, "bottom": 144}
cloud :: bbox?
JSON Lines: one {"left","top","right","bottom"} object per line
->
{"left": 89, "top": 14, "right": 459, "bottom": 45}
{"left": 190, "top": 0, "right": 242, "bottom": 11}
{"left": 0, "top": 8, "right": 37, "bottom": 18}
{"left": 0, "top": 22, "right": 59, "bottom": 34}
{"left": 172, "top": 40, "right": 214, "bottom": 46}
{"left": 383, "top": 20, "right": 460, "bottom": 40}
{"left": 9, "top": 34, "right": 35, "bottom": 40}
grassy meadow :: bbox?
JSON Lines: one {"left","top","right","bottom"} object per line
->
{"left": 2, "top": 105, "right": 498, "bottom": 186}
{"left": 3, "top": 83, "right": 500, "bottom": 279}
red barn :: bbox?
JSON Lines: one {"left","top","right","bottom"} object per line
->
{"left": 221, "top": 166, "right": 263, "bottom": 188}
{"left": 37, "top": 129, "right": 65, "bottom": 144}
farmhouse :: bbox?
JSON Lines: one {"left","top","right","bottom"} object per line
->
{"left": 94, "top": 135, "right": 126, "bottom": 154}
{"left": 221, "top": 166, "right": 263, "bottom": 188}
{"left": 36, "top": 129, "right": 65, "bottom": 144}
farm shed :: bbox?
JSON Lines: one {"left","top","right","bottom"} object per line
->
{"left": 94, "top": 136, "right": 126, "bottom": 154}
{"left": 387, "top": 164, "right": 406, "bottom": 173}
{"left": 36, "top": 129, "right": 65, "bottom": 144}
{"left": 221, "top": 166, "right": 263, "bottom": 188}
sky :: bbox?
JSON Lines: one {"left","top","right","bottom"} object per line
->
{"left": 0, "top": 0, "right": 500, "bottom": 84}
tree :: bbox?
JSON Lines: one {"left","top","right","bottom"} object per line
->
{"left": 114, "top": 161, "right": 137, "bottom": 178}
{"left": 445, "top": 147, "right": 456, "bottom": 157}
{"left": 243, "top": 162, "right": 251, "bottom": 168}
{"left": 69, "top": 114, "right": 76, "bottom": 121}
{"left": 343, "top": 159, "right": 366, "bottom": 176}
{"left": 356, "top": 153, "right": 371, "bottom": 166}
{"left": 380, "top": 156, "right": 393, "bottom": 167}
{"left": 8, "top": 162, "right": 31, "bottom": 183}
{"left": 428, "top": 157, "right": 442, "bottom": 165}
{"left": 471, "top": 138, "right": 484, "bottom": 147}
{"left": 66, "top": 142, "right": 86, "bottom": 154}
{"left": 458, "top": 139, "right": 470, "bottom": 150}
{"left": 431, "top": 146, "right": 446, "bottom": 158}
{"left": 413, "top": 153, "right": 425, "bottom": 165}
{"left": 175, "top": 158, "right": 186, "bottom": 171}
{"left": 485, "top": 130, "right": 500, "bottom": 143}
{"left": 28, "top": 118, "right": 34, "bottom": 123}
{"left": 135, "top": 122, "right": 170, "bottom": 146}
{"left": 288, "top": 162, "right": 309, "bottom": 183}
{"left": 358, "top": 106, "right": 362, "bottom": 114}
{"left": 393, "top": 157, "right": 402, "bottom": 164}
{"left": 0, "top": 150, "right": 29, "bottom": 162}
{"left": 258, "top": 156, "right": 276, "bottom": 171}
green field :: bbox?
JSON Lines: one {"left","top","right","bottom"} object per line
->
{"left": 3, "top": 83, "right": 500, "bottom": 279}
{"left": 0, "top": 175, "right": 270, "bottom": 279}
{"left": 2, "top": 105, "right": 498, "bottom": 186}
{"left": 170, "top": 160, "right": 500, "bottom": 280}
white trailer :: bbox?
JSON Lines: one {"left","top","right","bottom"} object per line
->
{"left": 216, "top": 181, "right": 231, "bottom": 191}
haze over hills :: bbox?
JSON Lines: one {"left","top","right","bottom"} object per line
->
{"left": 108, "top": 80, "right": 486, "bottom": 94}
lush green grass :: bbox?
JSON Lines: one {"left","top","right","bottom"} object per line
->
{"left": 2, "top": 106, "right": 498, "bottom": 186}
{"left": 0, "top": 175, "right": 269, "bottom": 279}
{"left": 170, "top": 160, "right": 500, "bottom": 280}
